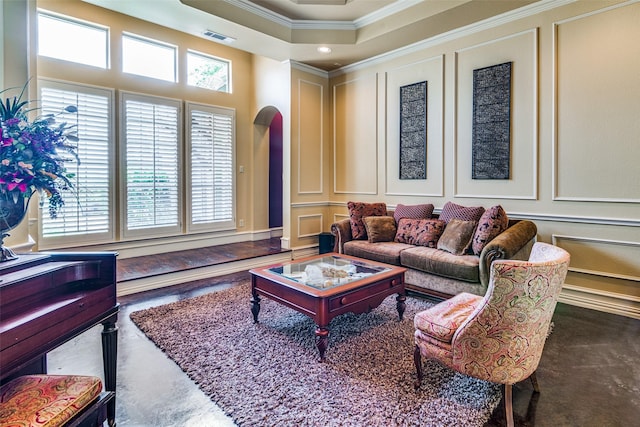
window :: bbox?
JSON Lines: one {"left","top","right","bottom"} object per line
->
{"left": 121, "top": 93, "right": 182, "bottom": 238}
{"left": 37, "top": 11, "right": 108, "bottom": 69}
{"left": 38, "top": 80, "right": 114, "bottom": 246}
{"left": 186, "top": 103, "right": 235, "bottom": 232}
{"left": 187, "top": 50, "right": 231, "bottom": 92}
{"left": 122, "top": 33, "right": 177, "bottom": 82}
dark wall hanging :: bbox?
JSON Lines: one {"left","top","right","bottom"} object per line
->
{"left": 472, "top": 61, "right": 512, "bottom": 180}
{"left": 399, "top": 81, "right": 427, "bottom": 180}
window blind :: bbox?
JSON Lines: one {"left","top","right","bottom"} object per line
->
{"left": 189, "top": 105, "right": 234, "bottom": 228}
{"left": 124, "top": 97, "right": 180, "bottom": 231}
{"left": 39, "top": 86, "right": 111, "bottom": 237}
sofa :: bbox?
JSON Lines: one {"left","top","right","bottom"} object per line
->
{"left": 330, "top": 202, "right": 538, "bottom": 298}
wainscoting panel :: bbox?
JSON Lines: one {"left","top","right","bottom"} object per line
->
{"left": 298, "top": 79, "right": 323, "bottom": 194}
{"left": 554, "top": 233, "right": 639, "bottom": 318}
{"left": 297, "top": 214, "right": 323, "bottom": 238}
{"left": 553, "top": 235, "right": 640, "bottom": 282}
{"left": 333, "top": 73, "right": 378, "bottom": 194}
{"left": 384, "top": 55, "right": 444, "bottom": 197}
{"left": 454, "top": 29, "right": 537, "bottom": 200}
{"left": 553, "top": 1, "right": 640, "bottom": 202}
{"left": 334, "top": 213, "right": 349, "bottom": 223}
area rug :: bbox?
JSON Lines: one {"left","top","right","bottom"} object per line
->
{"left": 130, "top": 281, "right": 501, "bottom": 426}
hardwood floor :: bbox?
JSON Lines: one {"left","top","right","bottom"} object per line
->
{"left": 117, "top": 237, "right": 287, "bottom": 283}
{"left": 47, "top": 239, "right": 640, "bottom": 426}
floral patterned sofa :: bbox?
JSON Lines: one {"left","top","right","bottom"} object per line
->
{"left": 330, "top": 201, "right": 538, "bottom": 298}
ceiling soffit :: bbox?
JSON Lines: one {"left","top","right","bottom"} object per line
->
{"left": 181, "top": 0, "right": 444, "bottom": 44}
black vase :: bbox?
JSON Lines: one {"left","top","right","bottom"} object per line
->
{"left": 0, "top": 192, "right": 32, "bottom": 262}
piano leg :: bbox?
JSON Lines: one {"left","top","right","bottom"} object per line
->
{"left": 101, "top": 316, "right": 118, "bottom": 427}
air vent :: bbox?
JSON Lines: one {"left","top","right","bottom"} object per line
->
{"left": 203, "top": 30, "right": 236, "bottom": 44}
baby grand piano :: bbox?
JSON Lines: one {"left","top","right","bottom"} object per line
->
{"left": 0, "top": 252, "right": 118, "bottom": 425}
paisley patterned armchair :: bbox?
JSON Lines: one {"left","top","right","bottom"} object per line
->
{"left": 413, "top": 242, "right": 570, "bottom": 427}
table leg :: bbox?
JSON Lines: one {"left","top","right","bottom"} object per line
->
{"left": 101, "top": 317, "right": 118, "bottom": 426}
{"left": 251, "top": 292, "right": 261, "bottom": 323}
{"left": 315, "top": 326, "right": 329, "bottom": 362}
{"left": 396, "top": 293, "right": 406, "bottom": 321}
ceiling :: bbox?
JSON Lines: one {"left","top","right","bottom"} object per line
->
{"left": 83, "top": 0, "right": 540, "bottom": 72}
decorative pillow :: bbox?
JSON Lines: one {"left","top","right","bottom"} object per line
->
{"left": 347, "top": 201, "right": 387, "bottom": 240}
{"left": 471, "top": 205, "right": 509, "bottom": 255}
{"left": 363, "top": 216, "right": 397, "bottom": 243}
{"left": 393, "top": 203, "right": 434, "bottom": 224}
{"left": 395, "top": 218, "right": 446, "bottom": 248}
{"left": 438, "top": 201, "right": 485, "bottom": 224}
{"left": 436, "top": 219, "right": 478, "bottom": 255}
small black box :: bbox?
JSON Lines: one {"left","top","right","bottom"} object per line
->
{"left": 318, "top": 232, "right": 335, "bottom": 254}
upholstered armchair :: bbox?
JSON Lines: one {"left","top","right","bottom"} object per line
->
{"left": 413, "top": 242, "right": 570, "bottom": 427}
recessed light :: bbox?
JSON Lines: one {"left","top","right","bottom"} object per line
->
{"left": 317, "top": 46, "right": 332, "bottom": 54}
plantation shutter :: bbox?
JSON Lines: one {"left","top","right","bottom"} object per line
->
{"left": 188, "top": 104, "right": 234, "bottom": 230}
{"left": 123, "top": 95, "right": 180, "bottom": 233}
{"left": 39, "top": 84, "right": 112, "bottom": 240}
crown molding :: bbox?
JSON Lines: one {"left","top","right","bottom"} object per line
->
{"left": 331, "top": 0, "right": 575, "bottom": 76}
{"left": 225, "top": 0, "right": 423, "bottom": 31}
{"left": 288, "top": 60, "right": 329, "bottom": 78}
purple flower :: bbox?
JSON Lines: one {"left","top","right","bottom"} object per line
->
{"left": 1, "top": 82, "right": 78, "bottom": 218}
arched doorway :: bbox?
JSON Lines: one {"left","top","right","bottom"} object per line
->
{"left": 254, "top": 106, "right": 283, "bottom": 231}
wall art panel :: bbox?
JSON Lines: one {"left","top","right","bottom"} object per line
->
{"left": 472, "top": 62, "right": 511, "bottom": 180}
{"left": 399, "top": 81, "right": 427, "bottom": 180}
{"left": 385, "top": 56, "right": 444, "bottom": 197}
{"left": 454, "top": 29, "right": 537, "bottom": 199}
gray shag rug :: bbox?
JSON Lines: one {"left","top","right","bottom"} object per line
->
{"left": 130, "top": 281, "right": 501, "bottom": 426}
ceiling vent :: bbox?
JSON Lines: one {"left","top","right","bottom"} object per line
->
{"left": 203, "top": 30, "right": 236, "bottom": 44}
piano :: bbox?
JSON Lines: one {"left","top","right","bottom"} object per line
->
{"left": 0, "top": 252, "right": 119, "bottom": 425}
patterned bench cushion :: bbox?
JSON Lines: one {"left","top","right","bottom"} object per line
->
{"left": 0, "top": 375, "right": 102, "bottom": 427}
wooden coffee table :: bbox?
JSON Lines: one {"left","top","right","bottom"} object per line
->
{"left": 249, "top": 253, "right": 406, "bottom": 361}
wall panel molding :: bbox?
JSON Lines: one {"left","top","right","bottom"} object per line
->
{"left": 291, "top": 201, "right": 331, "bottom": 208}
{"left": 553, "top": 1, "right": 640, "bottom": 202}
{"left": 454, "top": 29, "right": 538, "bottom": 200}
{"left": 298, "top": 79, "right": 324, "bottom": 194}
{"left": 297, "top": 214, "right": 323, "bottom": 238}
{"left": 553, "top": 234, "right": 640, "bottom": 281}
{"left": 384, "top": 55, "right": 444, "bottom": 197}
{"left": 326, "top": 203, "right": 640, "bottom": 227}
{"left": 333, "top": 213, "right": 349, "bottom": 223}
{"left": 518, "top": 213, "right": 640, "bottom": 227}
{"left": 333, "top": 74, "right": 379, "bottom": 194}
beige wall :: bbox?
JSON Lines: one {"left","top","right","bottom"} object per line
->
{"left": 3, "top": 0, "right": 638, "bottom": 317}
{"left": 325, "top": 0, "right": 640, "bottom": 318}
{"left": 288, "top": 64, "right": 331, "bottom": 250}
{"left": 18, "top": 0, "right": 257, "bottom": 256}
{"left": 251, "top": 56, "right": 290, "bottom": 238}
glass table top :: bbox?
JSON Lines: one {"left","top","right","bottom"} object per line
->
{"left": 267, "top": 255, "right": 391, "bottom": 290}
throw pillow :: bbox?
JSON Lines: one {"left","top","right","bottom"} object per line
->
{"left": 363, "top": 216, "right": 397, "bottom": 243}
{"left": 393, "top": 203, "right": 435, "bottom": 224}
{"left": 439, "top": 201, "right": 485, "bottom": 224}
{"left": 471, "top": 205, "right": 509, "bottom": 255}
{"left": 395, "top": 218, "right": 446, "bottom": 248}
{"left": 436, "top": 219, "right": 478, "bottom": 255}
{"left": 347, "top": 201, "right": 387, "bottom": 240}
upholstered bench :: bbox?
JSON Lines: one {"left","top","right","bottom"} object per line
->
{"left": 0, "top": 374, "right": 113, "bottom": 427}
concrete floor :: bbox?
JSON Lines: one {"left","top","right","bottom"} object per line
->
{"left": 47, "top": 248, "right": 640, "bottom": 426}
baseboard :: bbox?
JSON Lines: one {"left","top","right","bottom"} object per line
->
{"left": 558, "top": 284, "right": 640, "bottom": 320}
{"left": 117, "top": 252, "right": 292, "bottom": 297}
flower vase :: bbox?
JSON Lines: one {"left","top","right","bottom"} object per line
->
{"left": 0, "top": 192, "right": 32, "bottom": 262}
